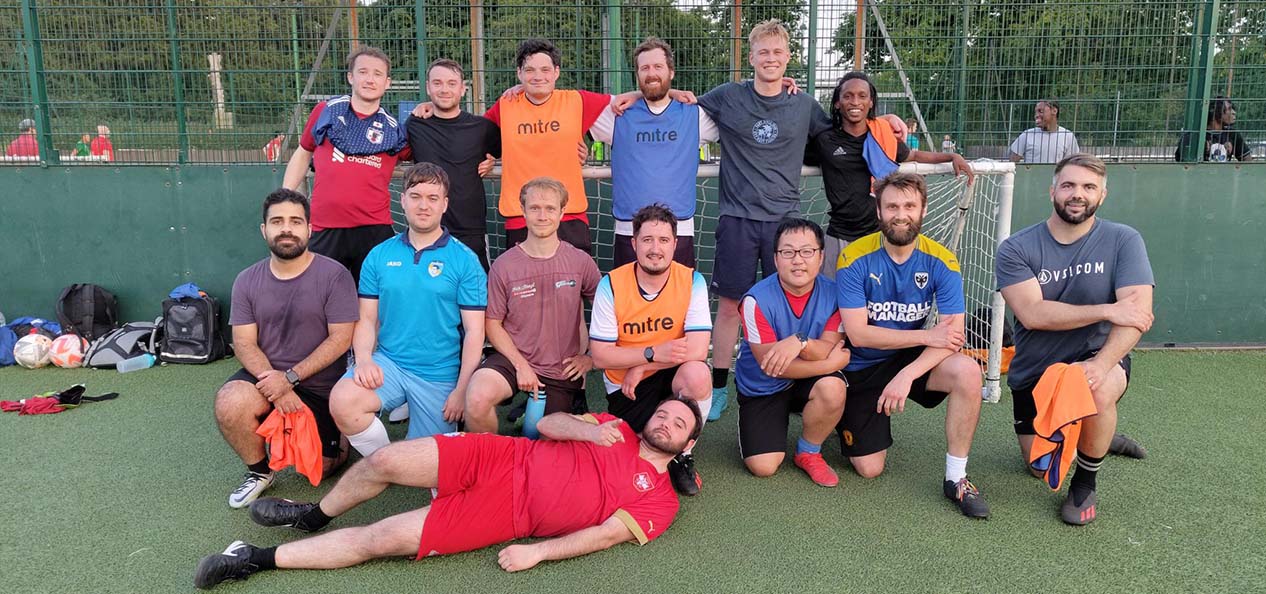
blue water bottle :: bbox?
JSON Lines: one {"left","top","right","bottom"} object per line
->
{"left": 523, "top": 388, "right": 546, "bottom": 439}
{"left": 117, "top": 353, "right": 156, "bottom": 373}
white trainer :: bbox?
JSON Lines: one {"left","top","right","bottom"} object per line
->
{"left": 228, "top": 471, "right": 274, "bottom": 509}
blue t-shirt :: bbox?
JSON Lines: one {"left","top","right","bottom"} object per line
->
{"left": 358, "top": 231, "right": 487, "bottom": 381}
{"left": 735, "top": 274, "right": 840, "bottom": 397}
{"left": 836, "top": 233, "right": 965, "bottom": 370}
{"left": 611, "top": 99, "right": 701, "bottom": 221}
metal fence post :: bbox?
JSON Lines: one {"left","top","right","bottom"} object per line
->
{"left": 607, "top": 0, "right": 624, "bottom": 94}
{"left": 953, "top": 0, "right": 968, "bottom": 151}
{"left": 415, "top": 0, "right": 427, "bottom": 101}
{"left": 807, "top": 0, "right": 817, "bottom": 97}
{"left": 1180, "top": 0, "right": 1221, "bottom": 162}
{"left": 19, "top": 0, "right": 56, "bottom": 164}
{"left": 165, "top": 0, "right": 189, "bottom": 164}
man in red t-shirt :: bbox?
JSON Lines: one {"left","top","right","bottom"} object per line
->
{"left": 90, "top": 124, "right": 115, "bottom": 161}
{"left": 5, "top": 119, "right": 38, "bottom": 157}
{"left": 282, "top": 46, "right": 412, "bottom": 285}
{"left": 193, "top": 398, "right": 701, "bottom": 588}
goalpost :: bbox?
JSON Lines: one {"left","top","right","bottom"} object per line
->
{"left": 391, "top": 160, "right": 1016, "bottom": 402}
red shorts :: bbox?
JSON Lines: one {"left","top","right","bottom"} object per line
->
{"left": 416, "top": 433, "right": 519, "bottom": 559}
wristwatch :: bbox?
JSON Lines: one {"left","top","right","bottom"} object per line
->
{"left": 284, "top": 368, "right": 300, "bottom": 386}
{"left": 795, "top": 332, "right": 809, "bottom": 350}
{"left": 644, "top": 347, "right": 655, "bottom": 363}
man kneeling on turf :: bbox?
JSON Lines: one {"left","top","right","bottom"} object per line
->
{"left": 735, "top": 218, "right": 849, "bottom": 487}
{"left": 216, "top": 189, "right": 359, "bottom": 508}
{"left": 193, "top": 398, "right": 701, "bottom": 589}
{"left": 836, "top": 172, "right": 990, "bottom": 518}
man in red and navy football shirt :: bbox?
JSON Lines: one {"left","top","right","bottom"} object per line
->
{"left": 283, "top": 46, "right": 411, "bottom": 285}
{"left": 193, "top": 398, "right": 701, "bottom": 588}
{"left": 734, "top": 218, "right": 849, "bottom": 488}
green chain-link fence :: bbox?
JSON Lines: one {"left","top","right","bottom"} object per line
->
{"left": 2, "top": 0, "right": 1261, "bottom": 164}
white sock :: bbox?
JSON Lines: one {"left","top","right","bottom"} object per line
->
{"left": 695, "top": 395, "right": 713, "bottom": 425}
{"left": 945, "top": 453, "right": 969, "bottom": 483}
{"left": 348, "top": 417, "right": 390, "bottom": 457}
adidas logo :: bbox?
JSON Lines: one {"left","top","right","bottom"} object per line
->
{"left": 833, "top": 146, "right": 847, "bottom": 156}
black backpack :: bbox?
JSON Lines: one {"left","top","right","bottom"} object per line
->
{"left": 159, "top": 294, "right": 228, "bottom": 364}
{"left": 56, "top": 284, "right": 120, "bottom": 341}
{"left": 83, "top": 320, "right": 162, "bottom": 368}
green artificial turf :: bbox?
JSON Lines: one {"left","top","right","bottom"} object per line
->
{"left": 1, "top": 350, "right": 1263, "bottom": 593}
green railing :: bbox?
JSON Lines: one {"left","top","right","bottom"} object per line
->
{"left": 1, "top": 0, "right": 1262, "bottom": 164}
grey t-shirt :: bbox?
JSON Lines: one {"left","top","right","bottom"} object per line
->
{"left": 995, "top": 218, "right": 1153, "bottom": 390}
{"left": 1009, "top": 127, "right": 1080, "bottom": 163}
{"left": 229, "top": 254, "right": 360, "bottom": 392}
{"left": 698, "top": 81, "right": 832, "bottom": 221}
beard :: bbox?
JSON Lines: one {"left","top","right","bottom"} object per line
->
{"left": 641, "top": 426, "right": 689, "bottom": 456}
{"left": 879, "top": 216, "right": 922, "bottom": 247}
{"left": 1054, "top": 198, "right": 1099, "bottom": 224}
{"left": 268, "top": 234, "right": 307, "bottom": 260}
{"left": 637, "top": 256, "right": 669, "bottom": 276}
{"left": 639, "top": 76, "right": 668, "bottom": 102}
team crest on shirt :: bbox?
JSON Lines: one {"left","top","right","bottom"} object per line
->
{"left": 428, "top": 261, "right": 444, "bottom": 277}
{"left": 633, "top": 472, "right": 654, "bottom": 493}
{"left": 366, "top": 126, "right": 384, "bottom": 145}
{"left": 914, "top": 272, "right": 929, "bottom": 290}
{"left": 751, "top": 119, "right": 779, "bottom": 144}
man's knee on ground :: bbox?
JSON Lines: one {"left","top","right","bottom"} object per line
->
{"left": 851, "top": 454, "right": 886, "bottom": 479}
{"left": 214, "top": 381, "right": 268, "bottom": 425}
{"left": 744, "top": 454, "right": 784, "bottom": 478}
{"left": 810, "top": 377, "right": 846, "bottom": 412}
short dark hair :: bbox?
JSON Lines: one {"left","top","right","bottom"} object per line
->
{"left": 831, "top": 71, "right": 878, "bottom": 128}
{"left": 632, "top": 36, "right": 674, "bottom": 71}
{"left": 1209, "top": 95, "right": 1235, "bottom": 123}
{"left": 1039, "top": 99, "right": 1060, "bottom": 116}
{"left": 403, "top": 162, "right": 450, "bottom": 195}
{"left": 775, "top": 217, "right": 824, "bottom": 250}
{"left": 428, "top": 58, "right": 463, "bottom": 80}
{"left": 872, "top": 172, "right": 928, "bottom": 207}
{"left": 631, "top": 203, "right": 677, "bottom": 237}
{"left": 516, "top": 39, "right": 561, "bottom": 69}
{"left": 262, "top": 188, "right": 310, "bottom": 223}
{"left": 658, "top": 397, "right": 704, "bottom": 442}
{"left": 347, "top": 46, "right": 391, "bottom": 75}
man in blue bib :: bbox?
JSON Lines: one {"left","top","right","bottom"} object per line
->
{"left": 734, "top": 218, "right": 849, "bottom": 487}
{"left": 836, "top": 172, "right": 990, "bottom": 519}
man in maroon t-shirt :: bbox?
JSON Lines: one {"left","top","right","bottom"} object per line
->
{"left": 194, "top": 398, "right": 701, "bottom": 588}
{"left": 282, "top": 46, "right": 412, "bottom": 285}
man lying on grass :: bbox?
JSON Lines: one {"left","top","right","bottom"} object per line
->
{"left": 194, "top": 398, "right": 701, "bottom": 588}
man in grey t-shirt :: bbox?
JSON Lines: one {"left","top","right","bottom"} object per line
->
{"left": 217, "top": 189, "right": 360, "bottom": 509}
{"left": 1009, "top": 99, "right": 1080, "bottom": 163}
{"left": 996, "top": 154, "right": 1154, "bottom": 525}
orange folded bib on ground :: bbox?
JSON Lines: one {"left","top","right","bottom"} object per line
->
{"left": 1028, "top": 363, "right": 1097, "bottom": 491}
{"left": 256, "top": 406, "right": 324, "bottom": 486}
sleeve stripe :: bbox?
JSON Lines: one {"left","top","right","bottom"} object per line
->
{"left": 358, "top": 293, "right": 379, "bottom": 300}
{"left": 458, "top": 305, "right": 487, "bottom": 311}
{"left": 580, "top": 414, "right": 600, "bottom": 425}
{"left": 590, "top": 336, "right": 618, "bottom": 343}
{"left": 684, "top": 327, "right": 711, "bottom": 333}
{"left": 613, "top": 509, "right": 649, "bottom": 545}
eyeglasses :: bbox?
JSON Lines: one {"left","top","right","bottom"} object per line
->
{"left": 775, "top": 248, "right": 821, "bottom": 259}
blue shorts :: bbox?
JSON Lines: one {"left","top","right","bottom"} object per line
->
{"left": 710, "top": 215, "right": 779, "bottom": 300}
{"left": 342, "top": 352, "right": 458, "bottom": 439}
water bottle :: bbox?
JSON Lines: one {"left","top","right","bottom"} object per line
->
{"left": 117, "top": 353, "right": 156, "bottom": 373}
{"left": 522, "top": 388, "right": 546, "bottom": 439}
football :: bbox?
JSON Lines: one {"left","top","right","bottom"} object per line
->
{"left": 50, "top": 334, "right": 90, "bottom": 368}
{"left": 14, "top": 333, "right": 54, "bottom": 369}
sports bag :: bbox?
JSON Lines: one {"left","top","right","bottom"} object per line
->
{"left": 0, "top": 326, "right": 16, "bottom": 367}
{"left": 159, "top": 293, "right": 227, "bottom": 364}
{"left": 7, "top": 317, "right": 61, "bottom": 340}
{"left": 56, "top": 284, "right": 120, "bottom": 341}
{"left": 83, "top": 320, "right": 162, "bottom": 368}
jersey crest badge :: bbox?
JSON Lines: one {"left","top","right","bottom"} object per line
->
{"left": 633, "top": 472, "right": 653, "bottom": 493}
{"left": 366, "top": 127, "right": 384, "bottom": 145}
{"left": 428, "top": 261, "right": 444, "bottom": 277}
{"left": 751, "top": 119, "right": 779, "bottom": 144}
{"left": 914, "top": 272, "right": 929, "bottom": 289}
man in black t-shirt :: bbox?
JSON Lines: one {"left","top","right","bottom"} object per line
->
{"left": 1174, "top": 96, "right": 1253, "bottom": 163}
{"left": 406, "top": 58, "right": 502, "bottom": 270}
{"left": 807, "top": 72, "right": 972, "bottom": 278}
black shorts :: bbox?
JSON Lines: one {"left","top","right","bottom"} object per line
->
{"left": 738, "top": 373, "right": 846, "bottom": 458}
{"left": 838, "top": 347, "right": 949, "bottom": 457}
{"left": 310, "top": 224, "right": 396, "bottom": 286}
{"left": 451, "top": 231, "right": 490, "bottom": 272}
{"left": 710, "top": 215, "right": 779, "bottom": 300}
{"left": 613, "top": 233, "right": 696, "bottom": 269}
{"left": 505, "top": 219, "right": 592, "bottom": 254}
{"left": 606, "top": 366, "right": 680, "bottom": 432}
{"left": 224, "top": 368, "right": 343, "bottom": 458}
{"left": 477, "top": 351, "right": 586, "bottom": 415}
{"left": 1010, "top": 351, "right": 1133, "bottom": 436}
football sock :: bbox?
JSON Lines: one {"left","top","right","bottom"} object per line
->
{"left": 303, "top": 504, "right": 335, "bottom": 531}
{"left": 796, "top": 437, "right": 822, "bottom": 455}
{"left": 711, "top": 367, "right": 729, "bottom": 389}
{"left": 945, "top": 453, "right": 968, "bottom": 483}
{"left": 246, "top": 457, "right": 271, "bottom": 475}
{"left": 1070, "top": 451, "right": 1104, "bottom": 506}
{"left": 695, "top": 396, "right": 713, "bottom": 425}
{"left": 250, "top": 546, "right": 277, "bottom": 571}
{"left": 347, "top": 418, "right": 390, "bottom": 457}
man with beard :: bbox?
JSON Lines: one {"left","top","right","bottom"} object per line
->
{"left": 216, "top": 188, "right": 360, "bottom": 508}
{"left": 464, "top": 178, "right": 600, "bottom": 433}
{"left": 590, "top": 204, "right": 713, "bottom": 496}
{"left": 1174, "top": 96, "right": 1253, "bottom": 162}
{"left": 996, "top": 154, "right": 1154, "bottom": 525}
{"left": 836, "top": 172, "right": 990, "bottom": 518}
{"left": 406, "top": 59, "right": 501, "bottom": 270}
{"left": 283, "top": 47, "right": 410, "bottom": 286}
{"left": 193, "top": 399, "right": 701, "bottom": 589}
{"left": 330, "top": 163, "right": 487, "bottom": 456}
{"left": 1009, "top": 99, "right": 1081, "bottom": 164}
{"left": 588, "top": 37, "right": 719, "bottom": 268}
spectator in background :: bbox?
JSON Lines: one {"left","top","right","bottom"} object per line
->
{"left": 90, "top": 125, "right": 114, "bottom": 161}
{"left": 5, "top": 118, "right": 38, "bottom": 157}
{"left": 1175, "top": 96, "right": 1252, "bottom": 162}
{"left": 941, "top": 134, "right": 956, "bottom": 154}
{"left": 262, "top": 132, "right": 285, "bottom": 163}
{"left": 1010, "top": 100, "right": 1080, "bottom": 163}
{"left": 906, "top": 119, "right": 921, "bottom": 151}
{"left": 72, "top": 133, "right": 92, "bottom": 157}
